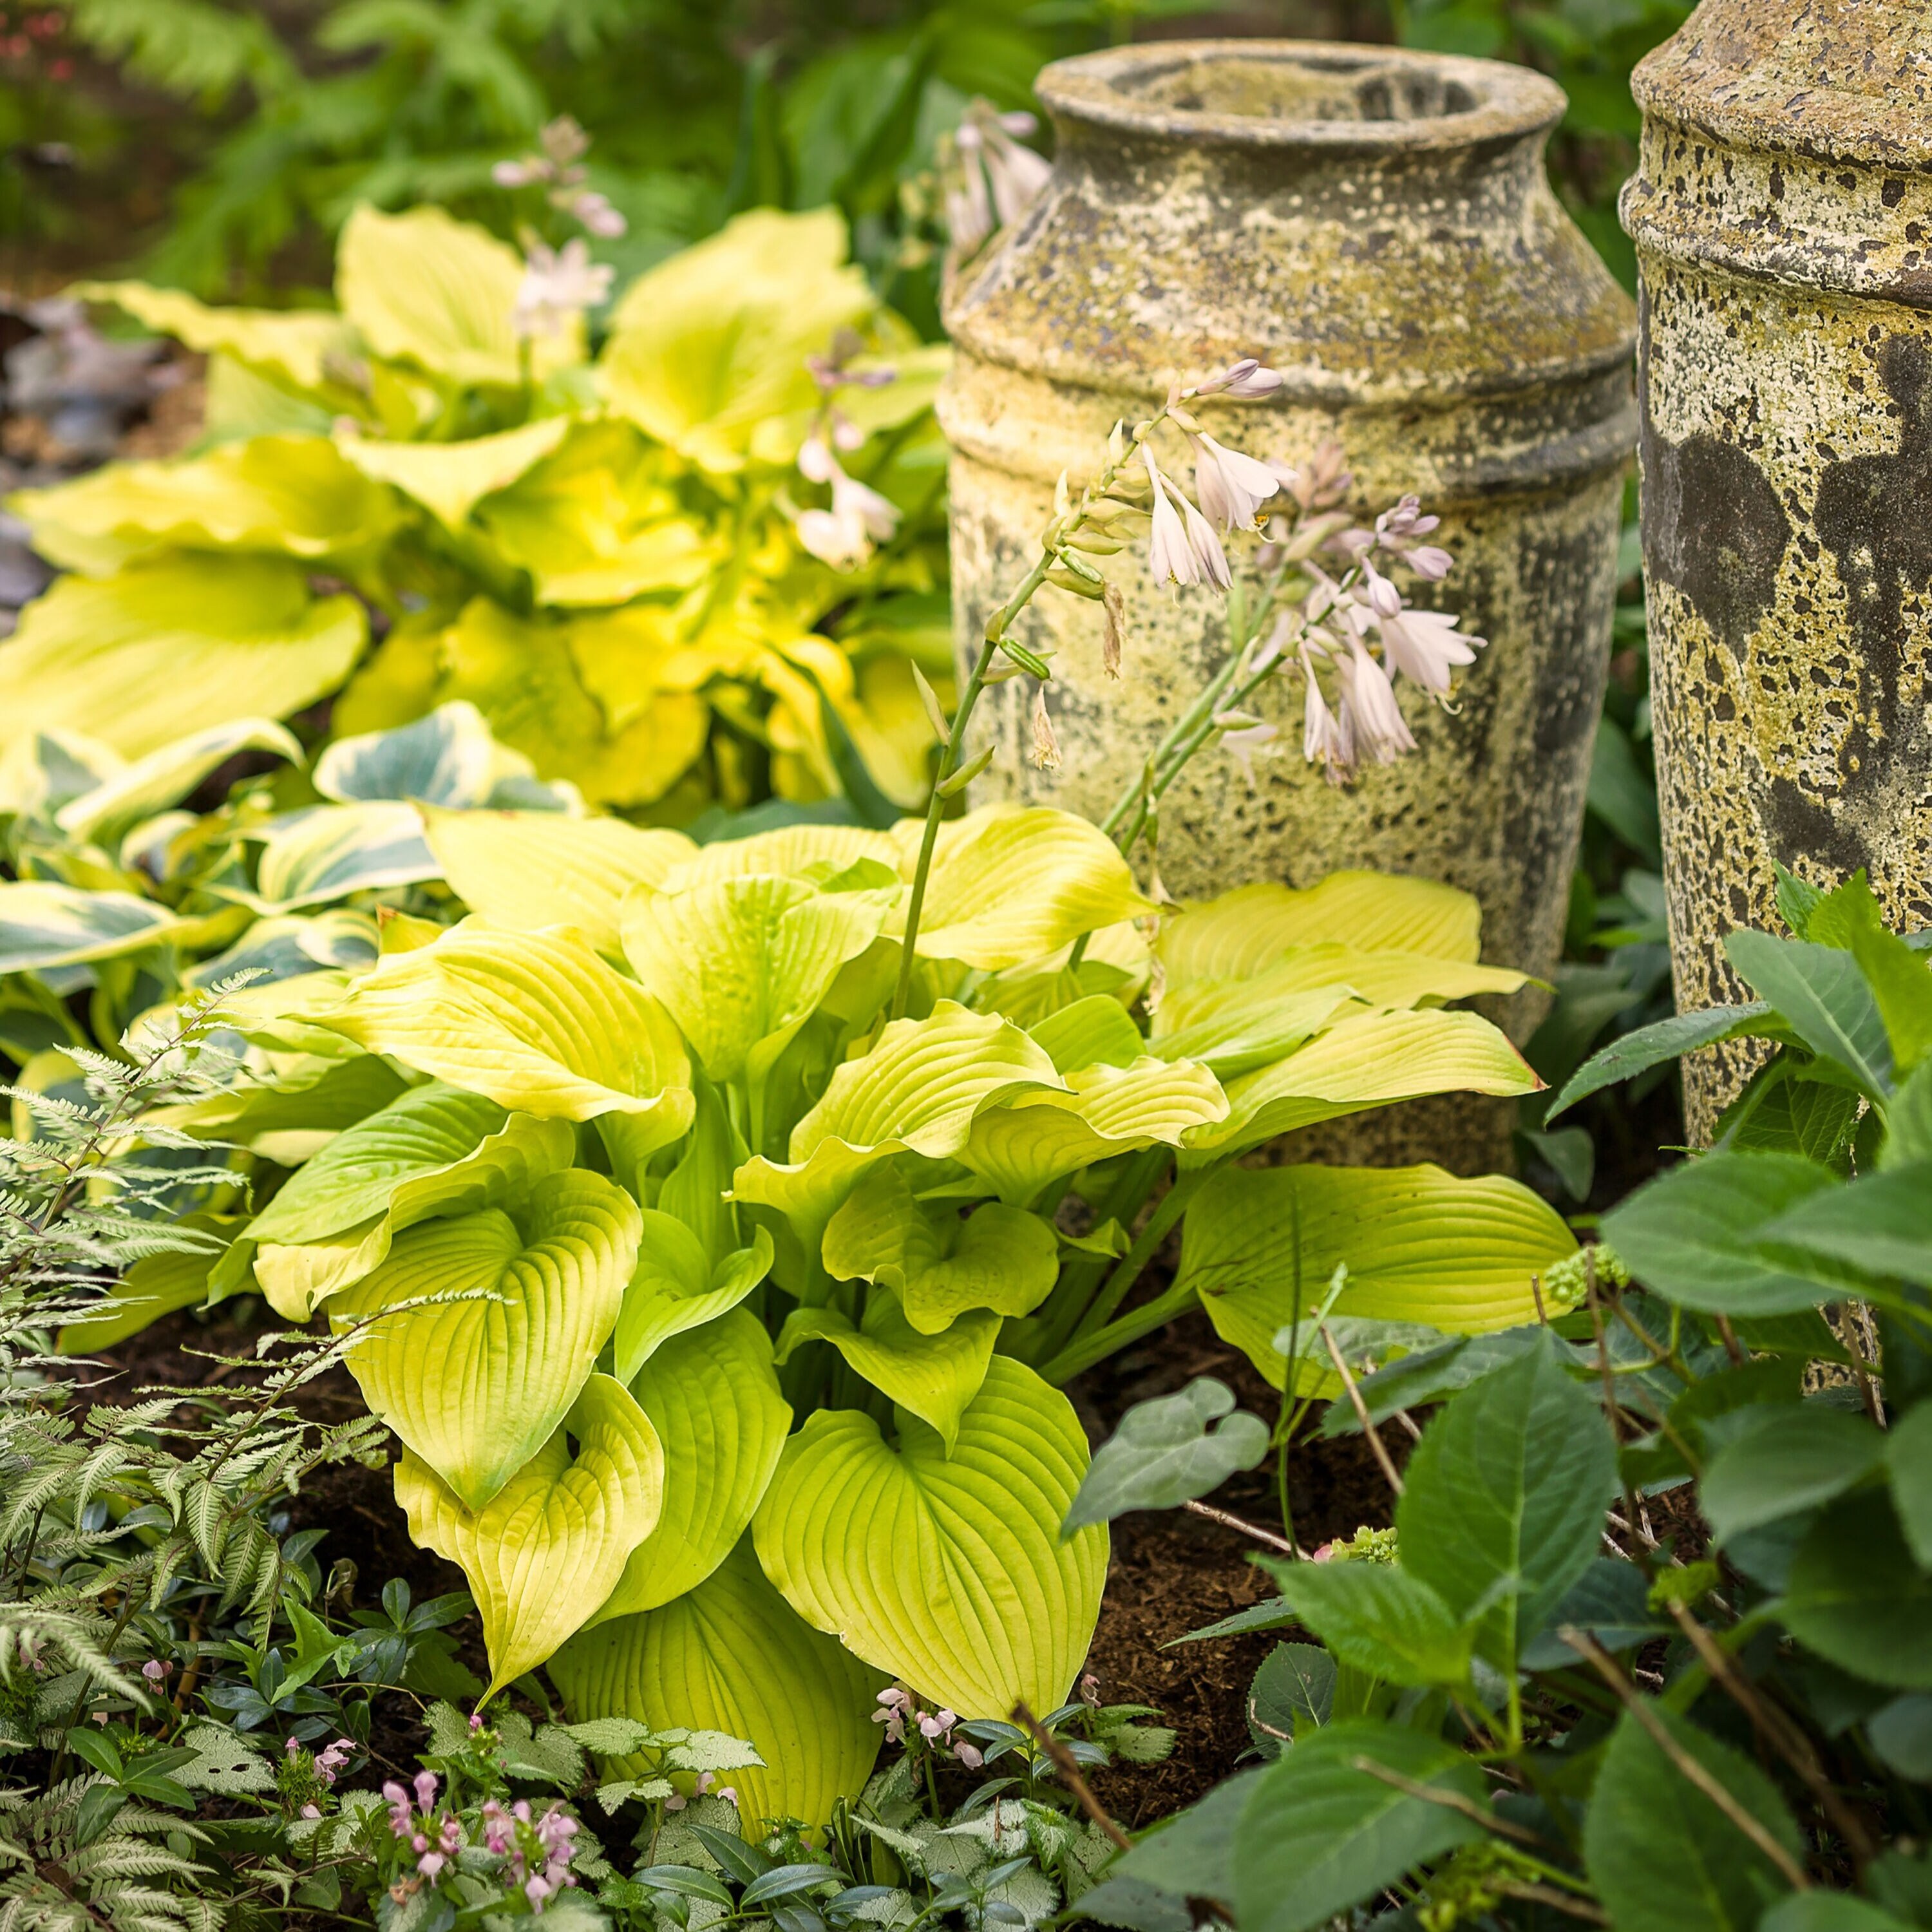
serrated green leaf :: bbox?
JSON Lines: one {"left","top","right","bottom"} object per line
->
{"left": 1251, "top": 1557, "right": 1472, "bottom": 1688}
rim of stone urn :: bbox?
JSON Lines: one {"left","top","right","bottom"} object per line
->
{"left": 1035, "top": 39, "right": 1566, "bottom": 155}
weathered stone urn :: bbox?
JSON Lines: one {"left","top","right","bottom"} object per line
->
{"left": 1622, "top": 1, "right": 1932, "bottom": 1140}
{"left": 938, "top": 41, "right": 1638, "bottom": 1039}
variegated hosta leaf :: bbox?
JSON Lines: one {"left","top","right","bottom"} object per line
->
{"left": 1176, "top": 1162, "right": 1577, "bottom": 1389}
{"left": 314, "top": 700, "right": 563, "bottom": 811}
{"left": 53, "top": 718, "right": 303, "bottom": 846}
{"left": 335, "top": 418, "right": 571, "bottom": 530}
{"left": 330, "top": 1169, "right": 642, "bottom": 1510}
{"left": 777, "top": 1294, "right": 999, "bottom": 1454}
{"left": 588, "top": 1310, "right": 791, "bottom": 1628}
{"left": 1148, "top": 980, "right": 1361, "bottom": 1079}
{"left": 753, "top": 1356, "right": 1107, "bottom": 1718}
{"left": 621, "top": 874, "right": 890, "bottom": 1086}
{"left": 820, "top": 1168, "right": 1059, "bottom": 1333}
{"left": 1028, "top": 995, "right": 1148, "bottom": 1075}
{"left": 1158, "top": 873, "right": 1486, "bottom": 985}
{"left": 247, "top": 1083, "right": 575, "bottom": 1318}
{"left": 889, "top": 806, "right": 1156, "bottom": 971}
{"left": 551, "top": 1535, "right": 884, "bottom": 1834}
{"left": 396, "top": 1374, "right": 665, "bottom": 1698}
{"left": 321, "top": 923, "right": 694, "bottom": 1133}
{"left": 613, "top": 1212, "right": 773, "bottom": 1385}
{"left": 960, "top": 1057, "right": 1230, "bottom": 1207}
{"left": 663, "top": 824, "right": 899, "bottom": 893}
{"left": 731, "top": 1002, "right": 1063, "bottom": 1269}
{"left": 246, "top": 802, "right": 440, "bottom": 913}
{"left": 421, "top": 807, "right": 696, "bottom": 958}
{"left": 0, "top": 882, "right": 185, "bottom": 974}
{"left": 1183, "top": 1008, "right": 1540, "bottom": 1159}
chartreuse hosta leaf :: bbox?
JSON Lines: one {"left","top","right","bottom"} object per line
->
{"left": 550, "top": 1537, "right": 885, "bottom": 1835}
{"left": 889, "top": 806, "right": 1157, "bottom": 970}
{"left": 420, "top": 807, "right": 696, "bottom": 957}
{"left": 322, "top": 923, "right": 692, "bottom": 1136}
{"left": 732, "top": 1003, "right": 1064, "bottom": 1276}
{"left": 1185, "top": 1008, "right": 1540, "bottom": 1157}
{"left": 397, "top": 1373, "right": 664, "bottom": 1699}
{"left": 246, "top": 1083, "right": 576, "bottom": 1319}
{"left": 621, "top": 873, "right": 890, "bottom": 1086}
{"left": 777, "top": 1295, "right": 1001, "bottom": 1453}
{"left": 753, "top": 1356, "right": 1107, "bottom": 1718}
{"left": 70, "top": 280, "right": 355, "bottom": 394}
{"left": 1028, "top": 994, "right": 1148, "bottom": 1074}
{"left": 588, "top": 1311, "right": 791, "bottom": 1629}
{"left": 614, "top": 1213, "right": 774, "bottom": 1384}
{"left": 1175, "top": 1163, "right": 1574, "bottom": 1390}
{"left": 1148, "top": 980, "right": 1361, "bottom": 1078}
{"left": 330, "top": 1170, "right": 642, "bottom": 1510}
{"left": 1159, "top": 873, "right": 1486, "bottom": 984}
{"left": 334, "top": 417, "right": 571, "bottom": 529}
{"left": 820, "top": 1168, "right": 1059, "bottom": 1333}
{"left": 663, "top": 823, "right": 899, "bottom": 891}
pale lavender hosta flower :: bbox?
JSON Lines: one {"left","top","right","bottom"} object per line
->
{"left": 513, "top": 238, "right": 614, "bottom": 339}
{"left": 1188, "top": 431, "right": 1280, "bottom": 533}
{"left": 1301, "top": 645, "right": 1350, "bottom": 779}
{"left": 1189, "top": 358, "right": 1285, "bottom": 401}
{"left": 1338, "top": 632, "right": 1417, "bottom": 765}
{"left": 1215, "top": 710, "right": 1278, "bottom": 785}
{"left": 1374, "top": 495, "right": 1453, "bottom": 578}
{"left": 1267, "top": 440, "right": 1352, "bottom": 515}
{"left": 1143, "top": 447, "right": 1231, "bottom": 592}
{"left": 1378, "top": 605, "right": 1482, "bottom": 696}
{"left": 795, "top": 435, "right": 901, "bottom": 571}
{"left": 947, "top": 103, "right": 1052, "bottom": 252}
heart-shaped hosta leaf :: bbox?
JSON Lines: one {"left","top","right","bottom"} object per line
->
{"left": 1028, "top": 996, "right": 1147, "bottom": 1075}
{"left": 960, "top": 1059, "right": 1229, "bottom": 1206}
{"left": 245, "top": 1083, "right": 575, "bottom": 1318}
{"left": 821, "top": 1170, "right": 1059, "bottom": 1333}
{"left": 1148, "top": 981, "right": 1361, "bottom": 1079}
{"left": 614, "top": 1211, "right": 774, "bottom": 1384}
{"left": 421, "top": 808, "right": 696, "bottom": 957}
{"left": 589, "top": 1311, "right": 793, "bottom": 1629}
{"left": 397, "top": 1373, "right": 664, "bottom": 1698}
{"left": 1184, "top": 1009, "right": 1540, "bottom": 1158}
{"left": 323, "top": 923, "right": 694, "bottom": 1132}
{"left": 733, "top": 1003, "right": 1062, "bottom": 1265}
{"left": 621, "top": 875, "right": 889, "bottom": 1085}
{"left": 890, "top": 806, "right": 1156, "bottom": 970}
{"left": 1176, "top": 1164, "right": 1575, "bottom": 1390}
{"left": 331, "top": 1170, "right": 642, "bottom": 1509}
{"left": 753, "top": 1356, "right": 1107, "bottom": 1717}
{"left": 549, "top": 1536, "right": 884, "bottom": 1835}
{"left": 777, "top": 1296, "right": 999, "bottom": 1453}
{"left": 1159, "top": 874, "right": 1485, "bottom": 985}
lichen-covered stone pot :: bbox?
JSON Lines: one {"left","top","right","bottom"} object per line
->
{"left": 1622, "top": 1, "right": 1932, "bottom": 1139}
{"left": 939, "top": 41, "right": 1636, "bottom": 1045}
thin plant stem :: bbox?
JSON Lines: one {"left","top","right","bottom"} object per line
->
{"left": 1182, "top": 1499, "right": 1297, "bottom": 1555}
{"left": 1012, "top": 1702, "right": 1130, "bottom": 1852}
{"left": 1321, "top": 1324, "right": 1405, "bottom": 1497}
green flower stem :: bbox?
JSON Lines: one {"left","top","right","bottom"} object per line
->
{"left": 1039, "top": 1271, "right": 1201, "bottom": 1387}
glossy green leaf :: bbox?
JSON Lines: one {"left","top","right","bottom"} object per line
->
{"left": 1547, "top": 1002, "right": 1776, "bottom": 1121}
{"left": 1725, "top": 929, "right": 1893, "bottom": 1098}
{"left": 613, "top": 1214, "right": 773, "bottom": 1385}
{"left": 1251, "top": 1556, "right": 1473, "bottom": 1689}
{"left": 1783, "top": 1491, "right": 1932, "bottom": 1689}
{"left": 1757, "top": 1163, "right": 1932, "bottom": 1289}
{"left": 397, "top": 1373, "right": 663, "bottom": 1698}
{"left": 1700, "top": 1407, "right": 1882, "bottom": 1545}
{"left": 1063, "top": 1378, "right": 1270, "bottom": 1531}
{"left": 1888, "top": 1401, "right": 1932, "bottom": 1570}
{"left": 331, "top": 1169, "right": 641, "bottom": 1509}
{"left": 753, "top": 1356, "right": 1106, "bottom": 1718}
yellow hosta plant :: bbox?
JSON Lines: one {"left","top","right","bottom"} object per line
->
{"left": 3, "top": 200, "right": 950, "bottom": 817}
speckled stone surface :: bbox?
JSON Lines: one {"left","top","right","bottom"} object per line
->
{"left": 1623, "top": 0, "right": 1932, "bottom": 1139}
{"left": 938, "top": 42, "right": 1636, "bottom": 1076}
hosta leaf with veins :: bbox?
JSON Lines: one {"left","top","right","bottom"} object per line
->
{"left": 420, "top": 808, "right": 696, "bottom": 958}
{"left": 330, "top": 1169, "right": 641, "bottom": 1510}
{"left": 1148, "top": 981, "right": 1361, "bottom": 1079}
{"left": 321, "top": 923, "right": 693, "bottom": 1136}
{"left": 614, "top": 1212, "right": 773, "bottom": 1384}
{"left": 396, "top": 1374, "right": 664, "bottom": 1698}
{"left": 1184, "top": 1008, "right": 1540, "bottom": 1159}
{"left": 821, "top": 1169, "right": 1059, "bottom": 1334}
{"left": 245, "top": 1082, "right": 576, "bottom": 1318}
{"left": 776, "top": 1294, "right": 999, "bottom": 1453}
{"left": 960, "top": 1057, "right": 1229, "bottom": 1206}
{"left": 1175, "top": 1163, "right": 1576, "bottom": 1389}
{"left": 663, "top": 823, "right": 899, "bottom": 891}
{"left": 732, "top": 1002, "right": 1062, "bottom": 1269}
{"left": 549, "top": 1537, "right": 884, "bottom": 1836}
{"left": 889, "top": 806, "right": 1155, "bottom": 971}
{"left": 588, "top": 1310, "right": 791, "bottom": 1628}
{"left": 753, "top": 1356, "right": 1106, "bottom": 1718}
{"left": 621, "top": 874, "right": 889, "bottom": 1085}
{"left": 1028, "top": 994, "right": 1148, "bottom": 1075}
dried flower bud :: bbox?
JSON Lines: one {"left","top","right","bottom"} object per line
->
{"left": 1030, "top": 684, "right": 1062, "bottom": 770}
{"left": 1102, "top": 580, "right": 1126, "bottom": 679}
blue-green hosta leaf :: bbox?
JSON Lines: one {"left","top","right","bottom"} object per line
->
{"left": 589, "top": 1311, "right": 791, "bottom": 1628}
{"left": 1177, "top": 1163, "right": 1573, "bottom": 1390}
{"left": 753, "top": 1356, "right": 1107, "bottom": 1718}
{"left": 397, "top": 1374, "right": 663, "bottom": 1698}
{"left": 1184, "top": 1009, "right": 1540, "bottom": 1157}
{"left": 775, "top": 1295, "right": 999, "bottom": 1454}
{"left": 0, "top": 882, "right": 185, "bottom": 974}
{"left": 732, "top": 1003, "right": 1063, "bottom": 1267}
{"left": 330, "top": 1169, "right": 642, "bottom": 1510}
{"left": 420, "top": 807, "right": 695, "bottom": 958}
{"left": 614, "top": 1214, "right": 773, "bottom": 1384}
{"left": 245, "top": 802, "right": 440, "bottom": 912}
{"left": 314, "top": 699, "right": 560, "bottom": 810}
{"left": 820, "top": 1170, "right": 1059, "bottom": 1334}
{"left": 53, "top": 717, "right": 302, "bottom": 846}
{"left": 888, "top": 806, "right": 1157, "bottom": 971}
{"left": 959, "top": 1058, "right": 1229, "bottom": 1206}
{"left": 621, "top": 873, "right": 889, "bottom": 1086}
{"left": 1159, "top": 873, "right": 1485, "bottom": 985}
{"left": 323, "top": 923, "right": 694, "bottom": 1133}
{"left": 1063, "top": 1378, "right": 1270, "bottom": 1531}
{"left": 549, "top": 1536, "right": 882, "bottom": 1836}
